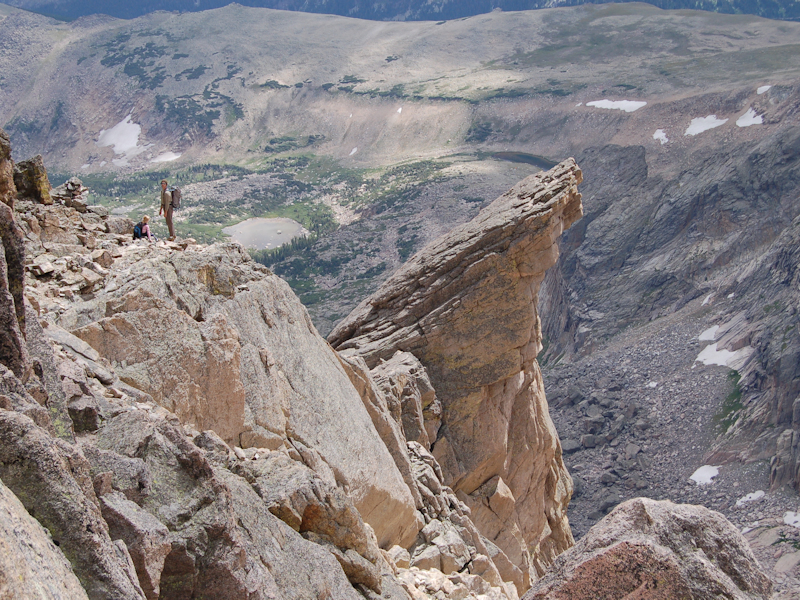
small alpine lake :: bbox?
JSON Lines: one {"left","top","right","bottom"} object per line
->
{"left": 222, "top": 217, "right": 306, "bottom": 250}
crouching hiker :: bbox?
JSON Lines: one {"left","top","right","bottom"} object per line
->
{"left": 159, "top": 179, "right": 175, "bottom": 241}
{"left": 133, "top": 215, "right": 156, "bottom": 242}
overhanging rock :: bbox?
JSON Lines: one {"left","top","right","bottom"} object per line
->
{"left": 330, "top": 158, "right": 583, "bottom": 585}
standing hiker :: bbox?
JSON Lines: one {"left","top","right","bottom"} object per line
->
{"left": 159, "top": 179, "right": 175, "bottom": 241}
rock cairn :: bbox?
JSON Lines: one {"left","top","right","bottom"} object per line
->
{"left": 51, "top": 176, "right": 91, "bottom": 212}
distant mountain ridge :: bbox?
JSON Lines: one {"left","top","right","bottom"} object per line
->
{"left": 5, "top": 0, "right": 800, "bottom": 22}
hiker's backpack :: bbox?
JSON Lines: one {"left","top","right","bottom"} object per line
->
{"left": 133, "top": 222, "right": 144, "bottom": 240}
{"left": 169, "top": 186, "right": 182, "bottom": 209}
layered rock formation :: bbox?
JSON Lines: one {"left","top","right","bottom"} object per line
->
{"left": 330, "top": 159, "right": 583, "bottom": 586}
{"left": 708, "top": 212, "right": 800, "bottom": 491}
{"left": 4, "top": 128, "right": 585, "bottom": 598}
{"left": 0, "top": 128, "right": 780, "bottom": 598}
{"left": 523, "top": 498, "right": 773, "bottom": 599}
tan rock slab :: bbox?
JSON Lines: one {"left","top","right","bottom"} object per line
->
{"left": 330, "top": 159, "right": 583, "bottom": 580}
{"left": 775, "top": 550, "right": 800, "bottom": 574}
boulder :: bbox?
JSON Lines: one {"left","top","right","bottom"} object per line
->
{"left": 99, "top": 492, "right": 171, "bottom": 600}
{"left": 0, "top": 410, "right": 145, "bottom": 599}
{"left": 523, "top": 498, "right": 773, "bottom": 600}
{"left": 0, "top": 129, "right": 15, "bottom": 209}
{"left": 0, "top": 477, "right": 90, "bottom": 600}
{"left": 63, "top": 243, "right": 420, "bottom": 551}
{"left": 330, "top": 159, "right": 583, "bottom": 580}
{"left": 105, "top": 216, "right": 135, "bottom": 235}
{"left": 14, "top": 154, "right": 52, "bottom": 205}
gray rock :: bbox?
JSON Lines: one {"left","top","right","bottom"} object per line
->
{"left": 99, "top": 492, "right": 171, "bottom": 600}
{"left": 562, "top": 439, "right": 581, "bottom": 454}
{"left": 598, "top": 493, "right": 622, "bottom": 513}
{"left": 0, "top": 476, "right": 90, "bottom": 599}
{"left": 599, "top": 471, "right": 618, "bottom": 484}
{"left": 624, "top": 442, "right": 641, "bottom": 461}
{"left": 581, "top": 434, "right": 599, "bottom": 448}
{"left": 0, "top": 410, "right": 146, "bottom": 599}
{"left": 524, "top": 498, "right": 773, "bottom": 600}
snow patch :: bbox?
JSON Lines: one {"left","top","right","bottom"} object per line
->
{"left": 784, "top": 512, "right": 800, "bottom": 528}
{"left": 575, "top": 102, "right": 583, "bottom": 107}
{"left": 757, "top": 85, "right": 771, "bottom": 95}
{"left": 699, "top": 325, "right": 719, "bottom": 341}
{"left": 647, "top": 381, "right": 658, "bottom": 389}
{"left": 349, "top": 147, "right": 358, "bottom": 156}
{"left": 97, "top": 114, "right": 152, "bottom": 165}
{"left": 397, "top": 107, "right": 402, "bottom": 114}
{"left": 586, "top": 99, "right": 647, "bottom": 113}
{"left": 151, "top": 152, "right": 182, "bottom": 163}
{"left": 695, "top": 343, "right": 753, "bottom": 370}
{"left": 685, "top": 115, "right": 728, "bottom": 136}
{"left": 653, "top": 129, "right": 668, "bottom": 145}
{"left": 736, "top": 491, "right": 765, "bottom": 507}
{"left": 727, "top": 293, "right": 735, "bottom": 299}
{"left": 702, "top": 293, "right": 715, "bottom": 306}
{"left": 736, "top": 108, "right": 763, "bottom": 127}
{"left": 690, "top": 465, "right": 719, "bottom": 485}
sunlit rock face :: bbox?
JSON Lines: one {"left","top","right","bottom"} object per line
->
{"left": 523, "top": 498, "right": 773, "bottom": 600}
{"left": 330, "top": 158, "right": 583, "bottom": 585}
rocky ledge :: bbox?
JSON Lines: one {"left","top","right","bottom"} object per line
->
{"left": 0, "top": 127, "right": 775, "bottom": 600}
{"left": 1, "top": 129, "right": 587, "bottom": 599}
{"left": 331, "top": 159, "right": 583, "bottom": 586}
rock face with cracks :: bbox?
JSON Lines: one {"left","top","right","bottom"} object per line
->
{"left": 1, "top": 129, "right": 775, "bottom": 599}
{"left": 523, "top": 497, "right": 773, "bottom": 600}
{"left": 57, "top": 241, "right": 421, "bottom": 551}
{"left": 0, "top": 476, "right": 90, "bottom": 600}
{"left": 330, "top": 158, "right": 583, "bottom": 584}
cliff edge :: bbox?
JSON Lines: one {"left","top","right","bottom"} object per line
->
{"left": 330, "top": 159, "right": 583, "bottom": 585}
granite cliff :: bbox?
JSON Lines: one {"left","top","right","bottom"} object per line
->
{"left": 0, "top": 128, "right": 777, "bottom": 599}
{"left": 329, "top": 160, "right": 582, "bottom": 587}
{"left": 0, "top": 129, "right": 585, "bottom": 599}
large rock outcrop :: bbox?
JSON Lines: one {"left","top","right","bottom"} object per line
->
{"left": 523, "top": 498, "right": 773, "bottom": 600}
{"left": 6, "top": 142, "right": 522, "bottom": 598}
{"left": 0, "top": 477, "right": 90, "bottom": 600}
{"left": 0, "top": 130, "right": 28, "bottom": 379}
{"left": 49, "top": 241, "right": 421, "bottom": 551}
{"left": 13, "top": 154, "right": 52, "bottom": 206}
{"left": 330, "top": 159, "right": 583, "bottom": 584}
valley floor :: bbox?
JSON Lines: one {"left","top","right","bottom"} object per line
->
{"left": 544, "top": 297, "right": 800, "bottom": 598}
